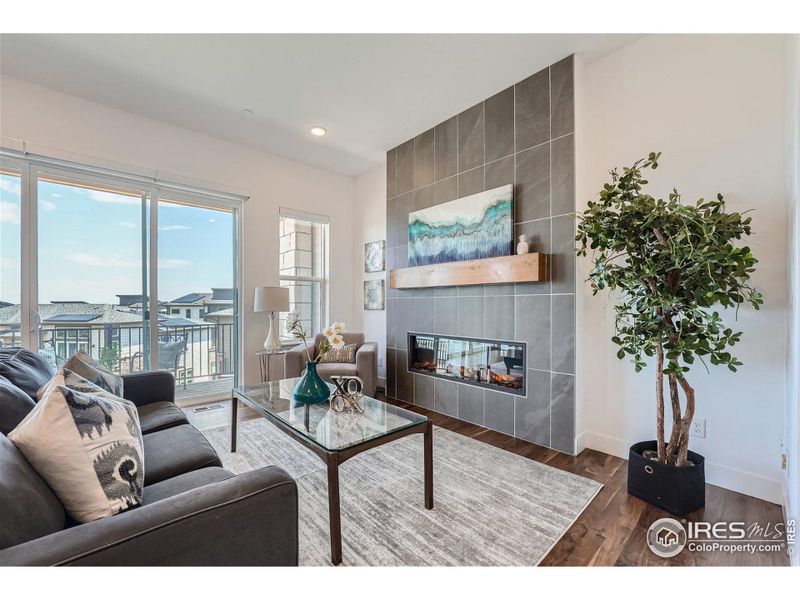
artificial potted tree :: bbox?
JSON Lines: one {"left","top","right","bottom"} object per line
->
{"left": 575, "top": 153, "right": 763, "bottom": 515}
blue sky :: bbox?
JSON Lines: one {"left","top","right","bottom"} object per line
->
{"left": 1, "top": 173, "right": 233, "bottom": 305}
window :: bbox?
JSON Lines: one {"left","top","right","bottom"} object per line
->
{"left": 0, "top": 168, "right": 22, "bottom": 348}
{"left": 33, "top": 173, "right": 147, "bottom": 372}
{"left": 156, "top": 197, "right": 236, "bottom": 391}
{"left": 278, "top": 210, "right": 328, "bottom": 338}
{"left": 55, "top": 331, "right": 92, "bottom": 360}
{"left": 0, "top": 148, "right": 244, "bottom": 404}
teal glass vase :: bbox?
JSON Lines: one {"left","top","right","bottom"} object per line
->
{"left": 292, "top": 361, "right": 330, "bottom": 404}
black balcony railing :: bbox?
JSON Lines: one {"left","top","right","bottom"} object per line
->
{"left": 0, "top": 323, "right": 234, "bottom": 387}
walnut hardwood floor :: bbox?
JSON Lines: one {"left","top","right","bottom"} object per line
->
{"left": 185, "top": 394, "right": 789, "bottom": 567}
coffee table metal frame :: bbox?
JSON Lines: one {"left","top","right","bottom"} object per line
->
{"left": 230, "top": 386, "right": 433, "bottom": 566}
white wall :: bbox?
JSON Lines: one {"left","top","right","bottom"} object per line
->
{"left": 0, "top": 75, "right": 356, "bottom": 388}
{"left": 352, "top": 165, "right": 387, "bottom": 384}
{"left": 783, "top": 34, "right": 800, "bottom": 557}
{"left": 575, "top": 35, "right": 790, "bottom": 503}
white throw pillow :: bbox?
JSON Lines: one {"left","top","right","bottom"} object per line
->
{"left": 61, "top": 350, "right": 124, "bottom": 397}
{"left": 39, "top": 368, "right": 144, "bottom": 453}
{"left": 9, "top": 371, "right": 145, "bottom": 523}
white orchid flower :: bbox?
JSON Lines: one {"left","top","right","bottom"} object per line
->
{"left": 332, "top": 322, "right": 345, "bottom": 334}
{"left": 329, "top": 334, "right": 345, "bottom": 350}
{"left": 322, "top": 325, "right": 335, "bottom": 338}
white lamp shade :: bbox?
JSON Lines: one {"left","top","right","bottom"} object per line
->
{"left": 254, "top": 286, "right": 289, "bottom": 313}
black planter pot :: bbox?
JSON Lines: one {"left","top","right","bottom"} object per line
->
{"left": 627, "top": 440, "right": 705, "bottom": 515}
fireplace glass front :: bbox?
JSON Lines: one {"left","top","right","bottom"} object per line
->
{"left": 408, "top": 333, "right": 526, "bottom": 395}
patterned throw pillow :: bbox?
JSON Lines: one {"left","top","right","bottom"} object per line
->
{"left": 62, "top": 350, "right": 124, "bottom": 397}
{"left": 318, "top": 343, "right": 358, "bottom": 364}
{"left": 9, "top": 370, "right": 144, "bottom": 523}
{"left": 40, "top": 368, "right": 143, "bottom": 452}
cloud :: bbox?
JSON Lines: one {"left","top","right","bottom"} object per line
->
{"left": 66, "top": 253, "right": 139, "bottom": 268}
{"left": 158, "top": 258, "right": 190, "bottom": 269}
{"left": 85, "top": 189, "right": 141, "bottom": 206}
{"left": 0, "top": 256, "right": 18, "bottom": 269}
{"left": 120, "top": 222, "right": 138, "bottom": 229}
{"left": 0, "top": 200, "right": 20, "bottom": 224}
{"left": 0, "top": 178, "right": 21, "bottom": 197}
{"left": 158, "top": 224, "right": 191, "bottom": 232}
{"left": 65, "top": 253, "right": 188, "bottom": 270}
{"left": 83, "top": 189, "right": 182, "bottom": 208}
{"left": 1, "top": 198, "right": 53, "bottom": 221}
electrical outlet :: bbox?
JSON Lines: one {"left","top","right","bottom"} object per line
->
{"left": 690, "top": 418, "right": 706, "bottom": 438}
{"left": 781, "top": 452, "right": 788, "bottom": 470}
{"left": 378, "top": 357, "right": 383, "bottom": 367}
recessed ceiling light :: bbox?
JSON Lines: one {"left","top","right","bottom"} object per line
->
{"left": 241, "top": 108, "right": 254, "bottom": 116}
{"left": 310, "top": 126, "right": 327, "bottom": 137}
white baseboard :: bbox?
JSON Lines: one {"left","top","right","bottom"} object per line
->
{"left": 579, "top": 430, "right": 784, "bottom": 505}
{"left": 578, "top": 430, "right": 629, "bottom": 458}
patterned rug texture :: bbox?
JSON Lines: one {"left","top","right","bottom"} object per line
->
{"left": 205, "top": 418, "right": 601, "bottom": 566}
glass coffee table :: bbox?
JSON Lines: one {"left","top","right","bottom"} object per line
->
{"left": 231, "top": 378, "right": 433, "bottom": 565}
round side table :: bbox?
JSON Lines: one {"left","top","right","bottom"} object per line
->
{"left": 256, "top": 349, "right": 286, "bottom": 382}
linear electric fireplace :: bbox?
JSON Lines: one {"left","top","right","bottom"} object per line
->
{"left": 408, "top": 333, "right": 526, "bottom": 396}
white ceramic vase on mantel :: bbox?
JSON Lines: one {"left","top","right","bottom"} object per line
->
{"left": 516, "top": 234, "right": 530, "bottom": 255}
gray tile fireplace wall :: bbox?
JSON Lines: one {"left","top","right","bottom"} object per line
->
{"left": 385, "top": 55, "right": 576, "bottom": 454}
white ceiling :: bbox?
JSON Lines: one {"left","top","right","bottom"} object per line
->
{"left": 0, "top": 34, "right": 639, "bottom": 177}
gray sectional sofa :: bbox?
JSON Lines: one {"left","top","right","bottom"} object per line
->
{"left": 0, "top": 347, "right": 298, "bottom": 566}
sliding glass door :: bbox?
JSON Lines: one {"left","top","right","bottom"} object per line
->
{"left": 0, "top": 151, "right": 242, "bottom": 403}
{"left": 0, "top": 166, "right": 23, "bottom": 348}
{"left": 156, "top": 197, "right": 236, "bottom": 401}
{"left": 33, "top": 170, "right": 150, "bottom": 373}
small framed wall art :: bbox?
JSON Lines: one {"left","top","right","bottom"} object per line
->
{"left": 364, "top": 240, "right": 386, "bottom": 273}
{"left": 363, "top": 280, "right": 385, "bottom": 310}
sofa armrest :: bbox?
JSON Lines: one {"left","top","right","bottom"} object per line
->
{"left": 0, "top": 466, "right": 298, "bottom": 566}
{"left": 121, "top": 371, "right": 175, "bottom": 407}
{"left": 356, "top": 342, "right": 379, "bottom": 398}
{"left": 284, "top": 341, "right": 316, "bottom": 379}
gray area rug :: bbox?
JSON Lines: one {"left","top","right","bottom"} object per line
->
{"left": 205, "top": 419, "right": 601, "bottom": 566}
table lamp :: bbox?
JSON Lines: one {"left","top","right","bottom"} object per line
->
{"left": 254, "top": 286, "right": 290, "bottom": 352}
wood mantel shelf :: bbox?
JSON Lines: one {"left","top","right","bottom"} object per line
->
{"left": 390, "top": 253, "right": 548, "bottom": 289}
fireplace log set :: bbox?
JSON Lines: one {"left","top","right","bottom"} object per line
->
{"left": 408, "top": 333, "right": 526, "bottom": 394}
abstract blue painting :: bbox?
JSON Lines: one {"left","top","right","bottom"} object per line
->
{"left": 408, "top": 184, "right": 513, "bottom": 267}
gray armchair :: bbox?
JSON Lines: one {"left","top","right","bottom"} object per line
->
{"left": 285, "top": 333, "right": 378, "bottom": 397}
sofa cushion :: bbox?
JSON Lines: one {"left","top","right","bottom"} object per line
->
{"left": 8, "top": 375, "right": 145, "bottom": 524}
{"left": 143, "top": 424, "right": 222, "bottom": 486}
{"left": 121, "top": 371, "right": 175, "bottom": 407}
{"left": 62, "top": 350, "right": 124, "bottom": 397}
{"left": 0, "top": 347, "right": 54, "bottom": 401}
{"left": 142, "top": 466, "right": 233, "bottom": 505}
{"left": 318, "top": 343, "right": 357, "bottom": 364}
{"left": 314, "top": 332, "right": 364, "bottom": 348}
{"left": 137, "top": 401, "right": 189, "bottom": 434}
{"left": 0, "top": 376, "right": 36, "bottom": 435}
{"left": 0, "top": 435, "right": 66, "bottom": 550}
{"left": 315, "top": 362, "right": 358, "bottom": 380}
